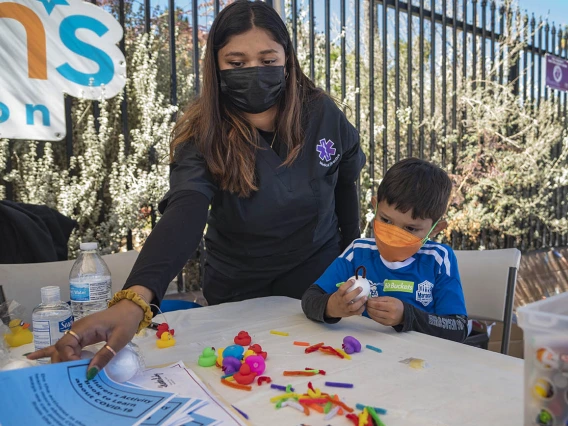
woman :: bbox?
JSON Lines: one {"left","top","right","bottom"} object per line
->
{"left": 29, "top": 0, "right": 365, "bottom": 375}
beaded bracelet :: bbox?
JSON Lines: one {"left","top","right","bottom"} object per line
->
{"left": 108, "top": 289, "right": 153, "bottom": 333}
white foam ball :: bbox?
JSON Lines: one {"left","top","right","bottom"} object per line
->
{"left": 104, "top": 345, "right": 143, "bottom": 383}
{"left": 346, "top": 275, "right": 371, "bottom": 301}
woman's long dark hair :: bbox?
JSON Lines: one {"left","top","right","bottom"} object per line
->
{"left": 170, "top": 0, "right": 320, "bottom": 197}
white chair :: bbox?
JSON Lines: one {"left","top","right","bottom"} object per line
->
{"left": 454, "top": 248, "right": 522, "bottom": 355}
{"left": 0, "top": 250, "right": 139, "bottom": 324}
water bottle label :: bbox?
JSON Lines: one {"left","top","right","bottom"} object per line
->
{"left": 58, "top": 316, "right": 73, "bottom": 332}
{"left": 33, "top": 320, "right": 51, "bottom": 350}
{"left": 70, "top": 279, "right": 111, "bottom": 302}
{"left": 70, "top": 284, "right": 90, "bottom": 301}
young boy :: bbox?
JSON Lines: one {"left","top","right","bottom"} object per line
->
{"left": 302, "top": 158, "right": 468, "bottom": 342}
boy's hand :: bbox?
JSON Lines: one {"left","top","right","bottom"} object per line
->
{"left": 366, "top": 296, "right": 404, "bottom": 326}
{"left": 325, "top": 280, "right": 367, "bottom": 319}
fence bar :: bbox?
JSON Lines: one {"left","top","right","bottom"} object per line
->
{"left": 309, "top": 0, "right": 315, "bottom": 80}
{"left": 462, "top": 0, "right": 467, "bottom": 81}
{"left": 407, "top": 0, "right": 413, "bottom": 157}
{"left": 522, "top": 14, "right": 528, "bottom": 104}
{"left": 214, "top": 0, "right": 219, "bottom": 17}
{"left": 382, "top": 0, "right": 388, "bottom": 174}
{"left": 292, "top": 0, "right": 297, "bottom": 51}
{"left": 528, "top": 16, "right": 536, "bottom": 247}
{"left": 551, "top": 24, "right": 557, "bottom": 114}
{"left": 441, "top": 0, "right": 447, "bottom": 166}
{"left": 394, "top": 0, "right": 400, "bottom": 162}
{"left": 563, "top": 32, "right": 568, "bottom": 246}
{"left": 481, "top": 0, "right": 487, "bottom": 83}
{"left": 145, "top": 0, "right": 151, "bottom": 33}
{"left": 355, "top": 0, "right": 361, "bottom": 197}
{"left": 192, "top": 0, "right": 200, "bottom": 96}
{"left": 355, "top": 0, "right": 361, "bottom": 134}
{"left": 537, "top": 17, "right": 543, "bottom": 106}
{"left": 452, "top": 0, "right": 457, "bottom": 134}
{"left": 419, "top": 0, "right": 425, "bottom": 159}
{"left": 530, "top": 16, "right": 536, "bottom": 106}
{"left": 499, "top": 6, "right": 505, "bottom": 85}
{"left": 119, "top": 0, "right": 129, "bottom": 155}
{"left": 544, "top": 21, "right": 550, "bottom": 101}
{"left": 325, "top": 0, "right": 330, "bottom": 93}
{"left": 472, "top": 0, "right": 478, "bottom": 87}
{"left": 430, "top": 0, "right": 436, "bottom": 158}
{"left": 547, "top": 23, "right": 562, "bottom": 246}
{"left": 340, "top": 0, "right": 346, "bottom": 106}
{"left": 490, "top": 1, "right": 496, "bottom": 80}
{"left": 369, "top": 0, "right": 375, "bottom": 189}
{"left": 169, "top": 0, "right": 178, "bottom": 105}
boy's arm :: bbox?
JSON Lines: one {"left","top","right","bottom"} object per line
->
{"left": 301, "top": 248, "right": 358, "bottom": 323}
{"left": 301, "top": 284, "right": 341, "bottom": 324}
{"left": 394, "top": 304, "right": 468, "bottom": 342}
{"left": 396, "top": 246, "right": 468, "bottom": 342}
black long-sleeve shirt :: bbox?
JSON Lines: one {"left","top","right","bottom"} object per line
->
{"left": 123, "top": 96, "right": 365, "bottom": 305}
{"left": 302, "top": 284, "right": 468, "bottom": 343}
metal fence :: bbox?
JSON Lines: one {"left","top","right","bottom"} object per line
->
{"left": 3, "top": 0, "right": 568, "bottom": 252}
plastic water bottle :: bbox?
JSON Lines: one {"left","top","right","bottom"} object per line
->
{"left": 69, "top": 242, "right": 112, "bottom": 320}
{"left": 32, "top": 286, "right": 73, "bottom": 355}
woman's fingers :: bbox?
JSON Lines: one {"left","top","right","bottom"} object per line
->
{"left": 26, "top": 345, "right": 56, "bottom": 360}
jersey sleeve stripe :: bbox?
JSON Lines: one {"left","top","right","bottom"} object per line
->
{"left": 417, "top": 249, "right": 448, "bottom": 275}
{"left": 422, "top": 243, "right": 451, "bottom": 275}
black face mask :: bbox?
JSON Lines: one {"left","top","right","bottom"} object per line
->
{"left": 219, "top": 66, "right": 286, "bottom": 114}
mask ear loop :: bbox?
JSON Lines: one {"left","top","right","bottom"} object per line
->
{"left": 421, "top": 219, "right": 441, "bottom": 244}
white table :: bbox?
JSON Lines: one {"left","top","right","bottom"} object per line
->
{"left": 132, "top": 296, "right": 523, "bottom": 426}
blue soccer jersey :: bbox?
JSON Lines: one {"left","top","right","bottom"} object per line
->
{"left": 315, "top": 238, "right": 467, "bottom": 317}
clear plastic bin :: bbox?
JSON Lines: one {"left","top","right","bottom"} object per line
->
{"left": 517, "top": 292, "right": 568, "bottom": 426}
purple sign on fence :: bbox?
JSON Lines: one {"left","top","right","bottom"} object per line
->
{"left": 546, "top": 54, "right": 568, "bottom": 92}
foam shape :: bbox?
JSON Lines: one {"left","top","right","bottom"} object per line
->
{"left": 104, "top": 345, "right": 143, "bottom": 383}
{"left": 345, "top": 266, "right": 371, "bottom": 301}
{"left": 342, "top": 336, "right": 362, "bottom": 354}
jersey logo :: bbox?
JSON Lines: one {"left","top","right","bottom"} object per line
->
{"left": 316, "top": 138, "right": 339, "bottom": 167}
{"left": 384, "top": 280, "right": 414, "bottom": 293}
{"left": 416, "top": 280, "right": 434, "bottom": 306}
{"left": 369, "top": 280, "right": 383, "bottom": 298}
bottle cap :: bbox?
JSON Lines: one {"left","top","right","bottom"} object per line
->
{"left": 41, "top": 286, "right": 61, "bottom": 304}
{"left": 80, "top": 242, "right": 98, "bottom": 251}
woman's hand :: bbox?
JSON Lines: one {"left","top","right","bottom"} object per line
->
{"left": 325, "top": 280, "right": 367, "bottom": 319}
{"left": 27, "top": 295, "right": 146, "bottom": 380}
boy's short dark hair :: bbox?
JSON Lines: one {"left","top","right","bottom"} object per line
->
{"left": 377, "top": 158, "right": 452, "bottom": 222}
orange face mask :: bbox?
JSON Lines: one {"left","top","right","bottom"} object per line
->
{"left": 373, "top": 219, "right": 438, "bottom": 262}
